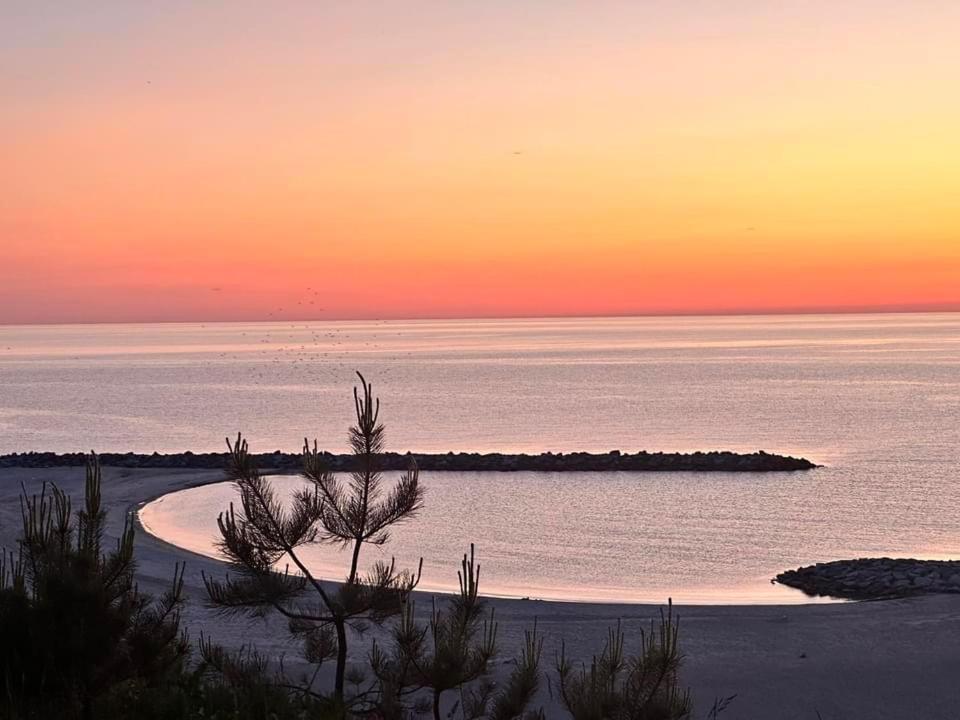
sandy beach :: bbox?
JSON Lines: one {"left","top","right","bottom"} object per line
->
{"left": 2, "top": 465, "right": 958, "bottom": 719}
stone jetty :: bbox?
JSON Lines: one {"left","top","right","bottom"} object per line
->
{"left": 776, "top": 558, "right": 960, "bottom": 600}
{"left": 0, "top": 449, "right": 817, "bottom": 472}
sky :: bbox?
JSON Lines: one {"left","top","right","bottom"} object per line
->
{"left": 2, "top": 1, "right": 959, "bottom": 324}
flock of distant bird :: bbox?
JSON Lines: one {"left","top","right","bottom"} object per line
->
{"left": 203, "top": 287, "right": 415, "bottom": 387}
{"left": 264, "top": 286, "right": 325, "bottom": 318}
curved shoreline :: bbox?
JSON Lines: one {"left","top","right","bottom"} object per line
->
{"left": 0, "top": 449, "right": 817, "bottom": 472}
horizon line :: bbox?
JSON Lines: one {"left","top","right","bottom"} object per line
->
{"left": 2, "top": 303, "right": 959, "bottom": 328}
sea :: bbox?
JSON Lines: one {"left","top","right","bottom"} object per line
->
{"left": 3, "top": 313, "right": 959, "bottom": 603}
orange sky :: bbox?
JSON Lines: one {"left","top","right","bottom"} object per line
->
{"left": 2, "top": 2, "right": 959, "bottom": 324}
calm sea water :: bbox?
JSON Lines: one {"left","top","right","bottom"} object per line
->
{"left": 5, "top": 314, "right": 960, "bottom": 602}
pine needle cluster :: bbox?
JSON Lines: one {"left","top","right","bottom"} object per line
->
{"left": 555, "top": 601, "right": 692, "bottom": 720}
{"left": 369, "top": 545, "right": 544, "bottom": 720}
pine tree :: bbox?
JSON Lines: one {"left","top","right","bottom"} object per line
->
{"left": 0, "top": 455, "right": 188, "bottom": 719}
{"left": 369, "top": 545, "right": 544, "bottom": 720}
{"left": 203, "top": 372, "right": 424, "bottom": 708}
{"left": 555, "top": 601, "right": 692, "bottom": 720}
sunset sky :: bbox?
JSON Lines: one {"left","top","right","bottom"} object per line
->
{"left": 3, "top": 1, "right": 959, "bottom": 324}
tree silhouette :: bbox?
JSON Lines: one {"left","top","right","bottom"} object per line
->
{"left": 204, "top": 372, "right": 424, "bottom": 708}
{"left": 369, "top": 544, "right": 544, "bottom": 720}
{"left": 0, "top": 455, "right": 188, "bottom": 719}
{"left": 555, "top": 601, "right": 692, "bottom": 720}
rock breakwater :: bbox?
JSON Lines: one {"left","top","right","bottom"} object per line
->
{"left": 0, "top": 449, "right": 817, "bottom": 472}
{"left": 776, "top": 558, "right": 960, "bottom": 600}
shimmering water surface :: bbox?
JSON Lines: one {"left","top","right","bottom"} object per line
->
{"left": 5, "top": 314, "right": 960, "bottom": 602}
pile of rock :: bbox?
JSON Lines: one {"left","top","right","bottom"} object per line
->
{"left": 0, "top": 449, "right": 817, "bottom": 472}
{"left": 776, "top": 558, "right": 960, "bottom": 600}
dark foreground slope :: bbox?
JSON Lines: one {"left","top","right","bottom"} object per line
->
{"left": 0, "top": 449, "right": 816, "bottom": 472}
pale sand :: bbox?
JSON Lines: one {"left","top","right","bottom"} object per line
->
{"left": 3, "top": 466, "right": 959, "bottom": 719}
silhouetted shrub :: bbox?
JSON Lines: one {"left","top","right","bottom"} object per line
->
{"left": 369, "top": 545, "right": 544, "bottom": 720}
{"left": 0, "top": 456, "right": 188, "bottom": 720}
{"left": 555, "top": 602, "right": 692, "bottom": 720}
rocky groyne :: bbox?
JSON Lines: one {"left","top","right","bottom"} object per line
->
{"left": 776, "top": 558, "right": 960, "bottom": 600}
{"left": 0, "top": 449, "right": 817, "bottom": 472}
